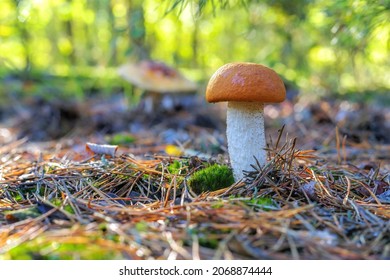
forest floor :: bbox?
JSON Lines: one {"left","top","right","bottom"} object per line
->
{"left": 0, "top": 90, "right": 389, "bottom": 260}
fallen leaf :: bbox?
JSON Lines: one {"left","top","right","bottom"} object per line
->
{"left": 86, "top": 142, "right": 118, "bottom": 157}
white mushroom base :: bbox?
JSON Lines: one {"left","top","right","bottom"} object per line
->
{"left": 226, "top": 101, "right": 266, "bottom": 181}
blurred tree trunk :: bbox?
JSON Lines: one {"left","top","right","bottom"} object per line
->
{"left": 48, "top": 6, "right": 60, "bottom": 68}
{"left": 64, "top": 0, "right": 76, "bottom": 64}
{"left": 127, "top": 0, "right": 149, "bottom": 60}
{"left": 12, "top": 0, "right": 31, "bottom": 77}
{"left": 83, "top": 0, "right": 99, "bottom": 66}
{"left": 191, "top": 19, "right": 199, "bottom": 67}
{"left": 107, "top": 0, "right": 117, "bottom": 66}
{"left": 173, "top": 16, "right": 182, "bottom": 65}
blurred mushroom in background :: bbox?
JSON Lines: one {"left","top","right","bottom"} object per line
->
{"left": 118, "top": 60, "right": 198, "bottom": 113}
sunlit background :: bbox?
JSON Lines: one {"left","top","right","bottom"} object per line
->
{"left": 0, "top": 0, "right": 389, "bottom": 101}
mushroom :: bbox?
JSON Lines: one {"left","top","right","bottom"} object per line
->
{"left": 118, "top": 60, "right": 198, "bottom": 113}
{"left": 206, "top": 62, "right": 286, "bottom": 181}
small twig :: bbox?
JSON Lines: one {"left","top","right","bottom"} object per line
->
{"left": 343, "top": 176, "right": 351, "bottom": 206}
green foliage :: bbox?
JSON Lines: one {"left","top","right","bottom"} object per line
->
{"left": 198, "top": 236, "right": 219, "bottom": 249}
{"left": 3, "top": 238, "right": 122, "bottom": 260}
{"left": 107, "top": 133, "right": 136, "bottom": 145}
{"left": 188, "top": 164, "right": 234, "bottom": 194}
{"left": 135, "top": 221, "right": 149, "bottom": 232}
{"left": 167, "top": 160, "right": 182, "bottom": 174}
{"left": 51, "top": 198, "right": 75, "bottom": 214}
{"left": 4, "top": 207, "right": 41, "bottom": 221}
{"left": 186, "top": 228, "right": 223, "bottom": 249}
{"left": 244, "top": 196, "right": 278, "bottom": 211}
{"left": 12, "top": 193, "right": 23, "bottom": 202}
{"left": 211, "top": 200, "right": 225, "bottom": 209}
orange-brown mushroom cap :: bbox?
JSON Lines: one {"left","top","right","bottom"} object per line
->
{"left": 206, "top": 62, "right": 286, "bottom": 103}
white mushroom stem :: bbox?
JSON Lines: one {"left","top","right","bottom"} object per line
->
{"left": 226, "top": 101, "right": 266, "bottom": 181}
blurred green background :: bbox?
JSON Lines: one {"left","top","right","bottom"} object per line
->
{"left": 0, "top": 0, "right": 389, "bottom": 101}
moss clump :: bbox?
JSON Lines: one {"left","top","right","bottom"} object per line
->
{"left": 188, "top": 164, "right": 234, "bottom": 194}
{"left": 168, "top": 160, "right": 183, "bottom": 174}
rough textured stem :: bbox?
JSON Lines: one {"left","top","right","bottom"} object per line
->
{"left": 226, "top": 101, "right": 266, "bottom": 181}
